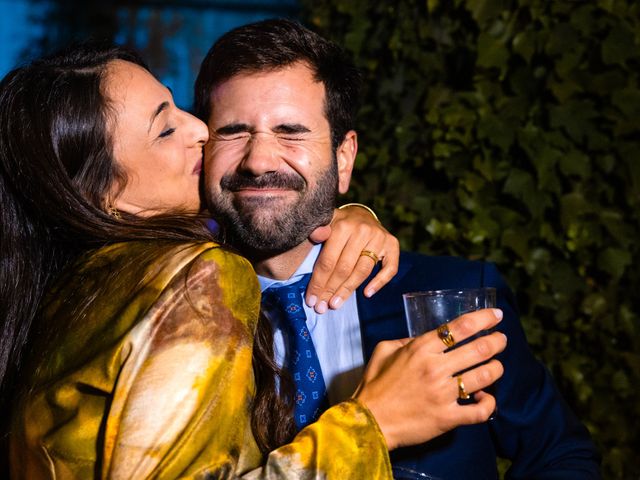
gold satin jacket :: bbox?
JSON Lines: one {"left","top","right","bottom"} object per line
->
{"left": 10, "top": 241, "right": 391, "bottom": 479}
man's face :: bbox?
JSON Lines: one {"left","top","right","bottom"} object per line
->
{"left": 204, "top": 62, "right": 355, "bottom": 256}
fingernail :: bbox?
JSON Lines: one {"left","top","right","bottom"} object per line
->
{"left": 307, "top": 295, "right": 317, "bottom": 307}
{"left": 330, "top": 296, "right": 343, "bottom": 309}
{"left": 493, "top": 309, "right": 503, "bottom": 321}
{"left": 364, "top": 287, "right": 376, "bottom": 298}
{"left": 316, "top": 301, "right": 328, "bottom": 314}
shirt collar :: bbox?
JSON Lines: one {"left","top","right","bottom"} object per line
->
{"left": 258, "top": 244, "right": 322, "bottom": 292}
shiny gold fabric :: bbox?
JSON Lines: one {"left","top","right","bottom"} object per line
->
{"left": 10, "top": 241, "right": 391, "bottom": 479}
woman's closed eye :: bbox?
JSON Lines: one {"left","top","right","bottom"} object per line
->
{"left": 158, "top": 127, "right": 176, "bottom": 138}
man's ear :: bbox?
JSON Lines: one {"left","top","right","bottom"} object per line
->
{"left": 336, "top": 130, "right": 357, "bottom": 194}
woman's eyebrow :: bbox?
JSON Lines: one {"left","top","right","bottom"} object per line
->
{"left": 148, "top": 101, "right": 170, "bottom": 133}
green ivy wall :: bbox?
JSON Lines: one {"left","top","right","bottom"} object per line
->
{"left": 301, "top": 1, "right": 640, "bottom": 477}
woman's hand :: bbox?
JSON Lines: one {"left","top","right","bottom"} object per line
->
{"left": 306, "top": 205, "right": 399, "bottom": 313}
{"left": 354, "top": 308, "right": 506, "bottom": 451}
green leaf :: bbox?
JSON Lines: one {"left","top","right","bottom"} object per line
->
{"left": 477, "top": 31, "right": 510, "bottom": 71}
{"left": 549, "top": 100, "right": 598, "bottom": 143}
{"left": 559, "top": 149, "right": 591, "bottom": 178}
{"left": 601, "top": 23, "right": 635, "bottom": 65}
{"left": 465, "top": 0, "right": 510, "bottom": 26}
{"left": 597, "top": 247, "right": 632, "bottom": 279}
{"left": 477, "top": 112, "right": 515, "bottom": 151}
{"left": 512, "top": 29, "right": 536, "bottom": 63}
{"left": 612, "top": 88, "right": 640, "bottom": 120}
{"left": 560, "top": 192, "right": 590, "bottom": 228}
{"left": 546, "top": 22, "right": 580, "bottom": 56}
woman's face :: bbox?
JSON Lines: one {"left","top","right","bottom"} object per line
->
{"left": 105, "top": 60, "right": 208, "bottom": 216}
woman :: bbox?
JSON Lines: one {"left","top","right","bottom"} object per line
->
{"left": 0, "top": 44, "right": 505, "bottom": 478}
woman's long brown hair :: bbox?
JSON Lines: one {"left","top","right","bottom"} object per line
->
{"left": 0, "top": 43, "right": 291, "bottom": 469}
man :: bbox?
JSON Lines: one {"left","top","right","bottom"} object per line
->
{"left": 196, "top": 19, "right": 600, "bottom": 479}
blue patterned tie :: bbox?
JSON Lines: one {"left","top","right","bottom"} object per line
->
{"left": 264, "top": 274, "right": 329, "bottom": 430}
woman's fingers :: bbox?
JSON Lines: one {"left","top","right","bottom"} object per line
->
{"left": 454, "top": 359, "right": 504, "bottom": 395}
{"left": 356, "top": 331, "right": 505, "bottom": 450}
{"left": 306, "top": 206, "right": 400, "bottom": 313}
{"left": 355, "top": 309, "right": 506, "bottom": 450}
{"left": 307, "top": 227, "right": 375, "bottom": 312}
{"left": 454, "top": 390, "right": 498, "bottom": 425}
{"left": 411, "top": 308, "right": 504, "bottom": 353}
{"left": 306, "top": 232, "right": 344, "bottom": 310}
{"left": 361, "top": 234, "right": 399, "bottom": 298}
{"left": 322, "top": 227, "right": 389, "bottom": 309}
{"left": 443, "top": 332, "right": 507, "bottom": 377}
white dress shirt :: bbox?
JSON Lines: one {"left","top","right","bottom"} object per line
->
{"left": 258, "top": 244, "right": 365, "bottom": 404}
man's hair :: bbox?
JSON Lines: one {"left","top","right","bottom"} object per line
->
{"left": 194, "top": 18, "right": 361, "bottom": 149}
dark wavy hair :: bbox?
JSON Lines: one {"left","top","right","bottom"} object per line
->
{"left": 0, "top": 43, "right": 287, "bottom": 462}
{"left": 194, "top": 18, "right": 362, "bottom": 150}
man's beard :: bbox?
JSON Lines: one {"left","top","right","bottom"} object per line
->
{"left": 207, "top": 162, "right": 338, "bottom": 259}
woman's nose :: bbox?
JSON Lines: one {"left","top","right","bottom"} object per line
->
{"left": 183, "top": 111, "right": 209, "bottom": 146}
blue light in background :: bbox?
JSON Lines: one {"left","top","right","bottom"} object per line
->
{"left": 1, "top": 0, "right": 300, "bottom": 110}
{"left": 0, "top": 0, "right": 46, "bottom": 78}
{"left": 115, "top": 2, "right": 300, "bottom": 109}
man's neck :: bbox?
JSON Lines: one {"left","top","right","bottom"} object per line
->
{"left": 252, "top": 240, "right": 314, "bottom": 280}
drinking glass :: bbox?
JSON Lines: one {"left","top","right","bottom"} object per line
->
{"left": 403, "top": 288, "right": 496, "bottom": 338}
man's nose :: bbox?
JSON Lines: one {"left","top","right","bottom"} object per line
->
{"left": 239, "top": 132, "right": 281, "bottom": 176}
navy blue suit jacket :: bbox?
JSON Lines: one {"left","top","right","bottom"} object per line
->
{"left": 355, "top": 252, "right": 600, "bottom": 479}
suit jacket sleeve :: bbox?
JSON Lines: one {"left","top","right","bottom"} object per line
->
{"left": 484, "top": 262, "right": 601, "bottom": 479}
{"left": 356, "top": 252, "right": 599, "bottom": 479}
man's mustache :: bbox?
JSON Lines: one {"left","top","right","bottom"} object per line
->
{"left": 220, "top": 172, "right": 305, "bottom": 192}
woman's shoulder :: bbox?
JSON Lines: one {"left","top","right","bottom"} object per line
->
{"left": 33, "top": 240, "right": 259, "bottom": 385}
{"left": 44, "top": 239, "right": 258, "bottom": 341}
{"left": 92, "top": 239, "right": 246, "bottom": 268}
{"left": 73, "top": 239, "right": 255, "bottom": 288}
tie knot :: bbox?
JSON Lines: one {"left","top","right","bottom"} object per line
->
{"left": 263, "top": 273, "right": 311, "bottom": 326}
{"left": 264, "top": 273, "right": 310, "bottom": 307}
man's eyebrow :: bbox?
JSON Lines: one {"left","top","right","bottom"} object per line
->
{"left": 149, "top": 101, "right": 169, "bottom": 133}
{"left": 215, "top": 123, "right": 251, "bottom": 135}
{"left": 272, "top": 123, "right": 311, "bottom": 134}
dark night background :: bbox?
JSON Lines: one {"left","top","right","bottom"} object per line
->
{"left": 1, "top": 1, "right": 638, "bottom": 478}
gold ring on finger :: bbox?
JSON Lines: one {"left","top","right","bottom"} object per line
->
{"left": 437, "top": 323, "right": 456, "bottom": 348}
{"left": 457, "top": 375, "right": 471, "bottom": 400}
{"left": 359, "top": 250, "right": 380, "bottom": 264}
